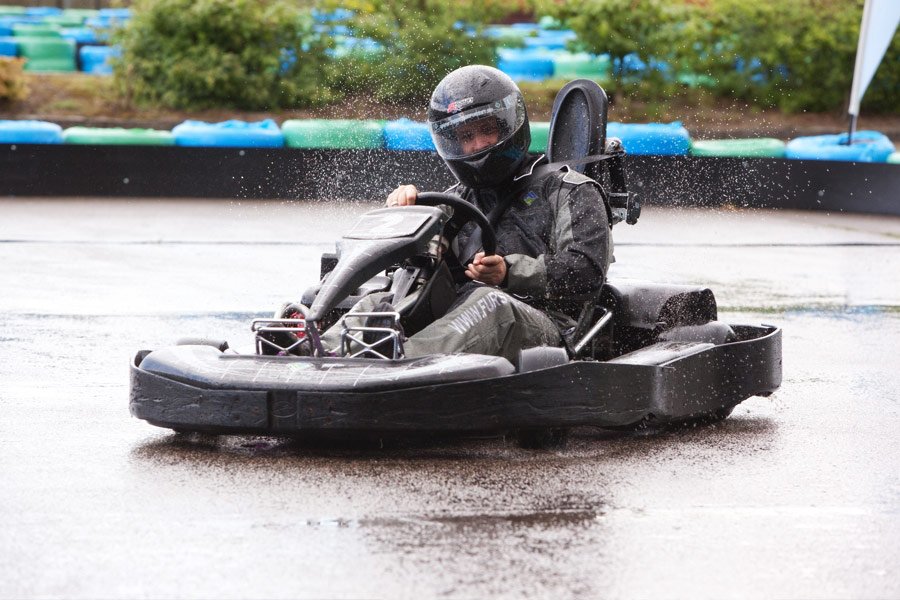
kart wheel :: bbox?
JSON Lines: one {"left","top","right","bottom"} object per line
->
{"left": 515, "top": 427, "right": 569, "bottom": 450}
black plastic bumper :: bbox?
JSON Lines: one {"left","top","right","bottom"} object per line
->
{"left": 129, "top": 325, "right": 781, "bottom": 436}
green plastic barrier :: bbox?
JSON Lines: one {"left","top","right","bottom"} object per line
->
{"left": 552, "top": 52, "right": 610, "bottom": 79}
{"left": 0, "top": 7, "right": 25, "bottom": 16}
{"left": 690, "top": 137, "right": 787, "bottom": 158}
{"left": 18, "top": 37, "right": 76, "bottom": 72}
{"left": 529, "top": 121, "right": 550, "bottom": 152}
{"left": 888, "top": 152, "right": 900, "bottom": 164}
{"left": 62, "top": 127, "right": 175, "bottom": 146}
{"left": 282, "top": 119, "right": 384, "bottom": 149}
{"left": 12, "top": 24, "right": 62, "bottom": 38}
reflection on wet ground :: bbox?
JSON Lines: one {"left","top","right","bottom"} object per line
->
{"left": 1, "top": 201, "right": 898, "bottom": 598}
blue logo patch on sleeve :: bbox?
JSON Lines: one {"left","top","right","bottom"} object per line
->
{"left": 522, "top": 191, "right": 539, "bottom": 206}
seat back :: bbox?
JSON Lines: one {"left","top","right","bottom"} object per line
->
{"left": 547, "top": 79, "right": 609, "bottom": 183}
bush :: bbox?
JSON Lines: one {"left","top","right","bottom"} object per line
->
{"left": 323, "top": 0, "right": 500, "bottom": 106}
{"left": 540, "top": 0, "right": 691, "bottom": 99}
{"left": 683, "top": 0, "right": 895, "bottom": 113}
{"left": 541, "top": 0, "right": 900, "bottom": 114}
{"left": 114, "top": 0, "right": 334, "bottom": 110}
{"left": 0, "top": 57, "right": 28, "bottom": 104}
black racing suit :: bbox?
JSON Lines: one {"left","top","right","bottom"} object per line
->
{"left": 447, "top": 154, "right": 613, "bottom": 327}
{"left": 322, "top": 155, "right": 613, "bottom": 362}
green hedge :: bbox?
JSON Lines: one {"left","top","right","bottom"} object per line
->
{"left": 323, "top": 0, "right": 499, "bottom": 105}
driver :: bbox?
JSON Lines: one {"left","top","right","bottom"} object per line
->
{"left": 322, "top": 65, "right": 613, "bottom": 362}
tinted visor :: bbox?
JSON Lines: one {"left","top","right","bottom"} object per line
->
{"left": 430, "top": 92, "right": 525, "bottom": 159}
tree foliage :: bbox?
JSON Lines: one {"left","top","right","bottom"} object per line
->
{"left": 324, "top": 0, "right": 500, "bottom": 105}
{"left": 114, "top": 0, "right": 334, "bottom": 110}
{"left": 0, "top": 57, "right": 28, "bottom": 104}
{"left": 541, "top": 0, "right": 899, "bottom": 113}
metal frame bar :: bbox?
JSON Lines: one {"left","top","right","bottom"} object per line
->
{"left": 339, "top": 311, "right": 404, "bottom": 359}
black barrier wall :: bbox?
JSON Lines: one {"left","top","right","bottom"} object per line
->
{"left": 1, "top": 145, "right": 898, "bottom": 215}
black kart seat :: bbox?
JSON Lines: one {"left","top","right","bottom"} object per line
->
{"left": 547, "top": 79, "right": 609, "bottom": 181}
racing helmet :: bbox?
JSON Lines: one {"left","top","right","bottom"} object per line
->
{"left": 428, "top": 65, "right": 531, "bottom": 189}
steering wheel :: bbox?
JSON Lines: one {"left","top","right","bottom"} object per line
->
{"left": 414, "top": 192, "right": 497, "bottom": 257}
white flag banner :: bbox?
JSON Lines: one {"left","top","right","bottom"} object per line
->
{"left": 848, "top": 0, "right": 900, "bottom": 117}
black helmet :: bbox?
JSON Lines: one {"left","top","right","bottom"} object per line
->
{"left": 428, "top": 65, "right": 531, "bottom": 189}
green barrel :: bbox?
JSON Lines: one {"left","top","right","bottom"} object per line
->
{"left": 18, "top": 37, "right": 76, "bottom": 72}
{"left": 42, "top": 15, "right": 89, "bottom": 28}
{"left": 282, "top": 119, "right": 384, "bottom": 149}
{"left": 529, "top": 121, "right": 550, "bottom": 152}
{"left": 677, "top": 72, "right": 717, "bottom": 88}
{"left": 690, "top": 138, "right": 786, "bottom": 158}
{"left": 887, "top": 152, "right": 900, "bottom": 164}
{"left": 62, "top": 127, "right": 175, "bottom": 146}
{"left": 62, "top": 9, "right": 99, "bottom": 21}
{"left": 12, "top": 24, "right": 62, "bottom": 38}
{"left": 552, "top": 52, "right": 610, "bottom": 79}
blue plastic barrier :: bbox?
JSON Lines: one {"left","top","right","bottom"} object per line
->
{"left": 785, "top": 131, "right": 895, "bottom": 162}
{"left": 172, "top": 119, "right": 285, "bottom": 148}
{"left": 383, "top": 118, "right": 435, "bottom": 151}
{"left": 606, "top": 122, "right": 692, "bottom": 156}
{"left": 79, "top": 44, "right": 119, "bottom": 74}
{"left": 497, "top": 49, "right": 554, "bottom": 81}
{"left": 0, "top": 37, "right": 16, "bottom": 56}
{"left": 0, "top": 120, "right": 63, "bottom": 144}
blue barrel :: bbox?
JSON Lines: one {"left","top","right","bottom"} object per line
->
{"left": 25, "top": 7, "right": 62, "bottom": 17}
{"left": 785, "top": 131, "right": 895, "bottom": 162}
{"left": 0, "top": 16, "right": 43, "bottom": 27}
{"left": 0, "top": 37, "right": 16, "bottom": 56}
{"left": 383, "top": 118, "right": 435, "bottom": 151}
{"left": 0, "top": 120, "right": 63, "bottom": 144}
{"left": 79, "top": 44, "right": 118, "bottom": 74}
{"left": 172, "top": 119, "right": 285, "bottom": 148}
{"left": 312, "top": 8, "right": 354, "bottom": 22}
{"left": 497, "top": 49, "right": 554, "bottom": 82}
{"left": 98, "top": 8, "right": 131, "bottom": 20}
{"left": 61, "top": 27, "right": 97, "bottom": 44}
{"left": 606, "top": 122, "right": 692, "bottom": 156}
{"left": 522, "top": 30, "right": 576, "bottom": 51}
{"left": 510, "top": 23, "right": 541, "bottom": 34}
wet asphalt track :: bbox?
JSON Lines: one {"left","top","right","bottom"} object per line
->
{"left": 1, "top": 198, "right": 899, "bottom": 599}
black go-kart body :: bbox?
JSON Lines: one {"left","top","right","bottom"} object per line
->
{"left": 129, "top": 80, "right": 782, "bottom": 443}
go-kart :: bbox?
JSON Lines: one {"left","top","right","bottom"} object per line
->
{"left": 129, "top": 80, "right": 782, "bottom": 446}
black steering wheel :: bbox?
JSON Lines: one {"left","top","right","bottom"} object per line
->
{"left": 414, "top": 192, "right": 497, "bottom": 257}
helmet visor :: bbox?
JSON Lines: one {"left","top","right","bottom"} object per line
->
{"left": 430, "top": 92, "right": 525, "bottom": 160}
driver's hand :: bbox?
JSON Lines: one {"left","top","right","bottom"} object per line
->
{"left": 386, "top": 185, "right": 418, "bottom": 207}
{"left": 465, "top": 252, "right": 507, "bottom": 286}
